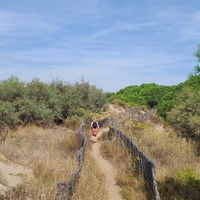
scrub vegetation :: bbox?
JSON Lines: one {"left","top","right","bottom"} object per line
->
{"left": 0, "top": 76, "right": 111, "bottom": 129}
{"left": 0, "top": 44, "right": 200, "bottom": 199}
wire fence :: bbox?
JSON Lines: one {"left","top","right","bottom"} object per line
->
{"left": 56, "top": 121, "right": 87, "bottom": 200}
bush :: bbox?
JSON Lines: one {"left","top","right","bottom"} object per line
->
{"left": 0, "top": 100, "right": 20, "bottom": 128}
{"left": 0, "top": 76, "right": 25, "bottom": 102}
{"left": 66, "top": 115, "right": 82, "bottom": 130}
{"left": 159, "top": 167, "right": 200, "bottom": 200}
{"left": 0, "top": 76, "right": 109, "bottom": 128}
{"left": 174, "top": 166, "right": 200, "bottom": 189}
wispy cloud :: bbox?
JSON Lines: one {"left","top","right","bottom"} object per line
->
{"left": 0, "top": 1, "right": 199, "bottom": 92}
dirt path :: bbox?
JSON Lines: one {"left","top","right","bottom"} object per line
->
{"left": 90, "top": 128, "right": 122, "bottom": 200}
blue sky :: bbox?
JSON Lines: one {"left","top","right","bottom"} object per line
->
{"left": 0, "top": 0, "right": 200, "bottom": 92}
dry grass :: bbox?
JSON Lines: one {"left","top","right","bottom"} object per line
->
{"left": 99, "top": 132, "right": 147, "bottom": 200}
{"left": 0, "top": 125, "right": 108, "bottom": 199}
{"left": 0, "top": 171, "right": 7, "bottom": 187}
{"left": 1, "top": 125, "right": 78, "bottom": 199}
{"left": 70, "top": 128, "right": 108, "bottom": 200}
{"left": 97, "top": 104, "right": 126, "bottom": 120}
{"left": 93, "top": 106, "right": 200, "bottom": 199}
{"left": 116, "top": 119, "right": 200, "bottom": 199}
{"left": 120, "top": 121, "right": 200, "bottom": 179}
{"left": 72, "top": 150, "right": 108, "bottom": 200}
{"left": 92, "top": 111, "right": 199, "bottom": 199}
{"left": 1, "top": 106, "right": 199, "bottom": 199}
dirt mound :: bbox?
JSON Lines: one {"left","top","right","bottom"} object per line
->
{"left": 0, "top": 154, "right": 34, "bottom": 195}
{"left": 108, "top": 104, "right": 125, "bottom": 114}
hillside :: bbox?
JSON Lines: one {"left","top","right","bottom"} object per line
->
{"left": 0, "top": 104, "right": 199, "bottom": 199}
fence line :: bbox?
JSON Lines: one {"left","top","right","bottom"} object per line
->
{"left": 107, "top": 110, "right": 160, "bottom": 200}
{"left": 56, "top": 107, "right": 160, "bottom": 199}
{"left": 56, "top": 121, "right": 87, "bottom": 200}
{"left": 98, "top": 106, "right": 157, "bottom": 128}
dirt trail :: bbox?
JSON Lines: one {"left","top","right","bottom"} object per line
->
{"left": 0, "top": 105, "right": 124, "bottom": 198}
{"left": 90, "top": 128, "right": 123, "bottom": 200}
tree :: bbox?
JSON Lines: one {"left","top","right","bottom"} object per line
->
{"left": 194, "top": 44, "right": 200, "bottom": 75}
{"left": 167, "top": 44, "right": 200, "bottom": 139}
{"left": 186, "top": 44, "right": 200, "bottom": 90}
{"left": 167, "top": 88, "right": 200, "bottom": 138}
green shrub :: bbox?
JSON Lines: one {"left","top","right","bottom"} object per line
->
{"left": 0, "top": 76, "right": 25, "bottom": 102}
{"left": 159, "top": 167, "right": 200, "bottom": 200}
{"left": 174, "top": 166, "right": 200, "bottom": 188}
{"left": 74, "top": 108, "right": 86, "bottom": 117}
{"left": 110, "top": 98, "right": 135, "bottom": 109}
{"left": 0, "top": 76, "right": 109, "bottom": 128}
{"left": 66, "top": 115, "right": 82, "bottom": 130}
{"left": 0, "top": 100, "right": 20, "bottom": 128}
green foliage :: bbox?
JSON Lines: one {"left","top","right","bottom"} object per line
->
{"left": 159, "top": 167, "right": 200, "bottom": 200}
{"left": 166, "top": 44, "right": 200, "bottom": 154}
{"left": 74, "top": 108, "right": 86, "bottom": 117}
{"left": 185, "top": 73, "right": 200, "bottom": 91}
{"left": 0, "top": 76, "right": 109, "bottom": 128}
{"left": 72, "top": 77, "right": 108, "bottom": 113}
{"left": 26, "top": 78, "right": 50, "bottom": 103}
{"left": 194, "top": 44, "right": 200, "bottom": 72}
{"left": 66, "top": 115, "right": 82, "bottom": 130}
{"left": 0, "top": 76, "right": 25, "bottom": 102}
{"left": 174, "top": 167, "right": 200, "bottom": 185}
{"left": 109, "top": 47, "right": 200, "bottom": 121}
{"left": 0, "top": 100, "right": 19, "bottom": 127}
{"left": 108, "top": 44, "right": 200, "bottom": 155}
{"left": 183, "top": 44, "right": 200, "bottom": 91}
{"left": 110, "top": 98, "right": 136, "bottom": 109}
{"left": 13, "top": 98, "right": 53, "bottom": 126}
{"left": 109, "top": 85, "right": 145, "bottom": 105}
{"left": 167, "top": 87, "right": 200, "bottom": 138}
{"left": 81, "top": 110, "right": 94, "bottom": 121}
{"left": 109, "top": 83, "right": 181, "bottom": 118}
{"left": 156, "top": 100, "right": 174, "bottom": 119}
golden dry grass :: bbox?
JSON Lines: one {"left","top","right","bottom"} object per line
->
{"left": 1, "top": 106, "right": 199, "bottom": 199}
{"left": 99, "top": 132, "right": 147, "bottom": 200}
{"left": 0, "top": 125, "right": 108, "bottom": 199}
{"left": 1, "top": 125, "right": 78, "bottom": 199}
{"left": 72, "top": 150, "right": 108, "bottom": 200}
{"left": 120, "top": 120, "right": 200, "bottom": 179}
{"left": 115, "top": 118, "right": 200, "bottom": 199}
{"left": 70, "top": 128, "right": 108, "bottom": 200}
{"left": 97, "top": 112, "right": 200, "bottom": 200}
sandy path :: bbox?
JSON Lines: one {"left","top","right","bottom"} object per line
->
{"left": 90, "top": 129, "right": 122, "bottom": 200}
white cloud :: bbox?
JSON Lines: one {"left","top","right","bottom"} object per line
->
{"left": 0, "top": 1, "right": 199, "bottom": 92}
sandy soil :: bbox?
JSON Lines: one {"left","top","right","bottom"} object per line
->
{"left": 105, "top": 104, "right": 125, "bottom": 116}
{"left": 0, "top": 154, "right": 34, "bottom": 195}
{"left": 89, "top": 104, "right": 125, "bottom": 200}
{"left": 90, "top": 128, "right": 123, "bottom": 200}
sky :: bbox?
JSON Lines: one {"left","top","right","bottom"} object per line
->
{"left": 0, "top": 0, "right": 200, "bottom": 92}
